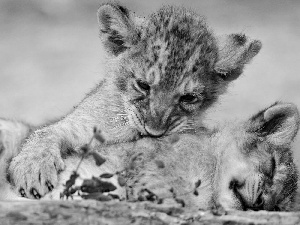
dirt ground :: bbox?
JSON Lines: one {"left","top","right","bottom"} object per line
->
{"left": 0, "top": 0, "right": 300, "bottom": 165}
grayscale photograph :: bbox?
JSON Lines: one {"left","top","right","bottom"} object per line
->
{"left": 0, "top": 0, "right": 299, "bottom": 224}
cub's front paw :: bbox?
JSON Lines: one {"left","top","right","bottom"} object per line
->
{"left": 9, "top": 150, "right": 65, "bottom": 199}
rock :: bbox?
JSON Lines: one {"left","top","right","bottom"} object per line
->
{"left": 0, "top": 200, "right": 300, "bottom": 225}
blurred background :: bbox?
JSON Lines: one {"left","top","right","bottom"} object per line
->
{"left": 0, "top": 0, "right": 299, "bottom": 163}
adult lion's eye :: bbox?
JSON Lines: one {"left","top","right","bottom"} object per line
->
{"left": 136, "top": 80, "right": 150, "bottom": 92}
{"left": 179, "top": 94, "right": 199, "bottom": 104}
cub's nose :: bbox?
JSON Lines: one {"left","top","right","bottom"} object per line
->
{"left": 231, "top": 174, "right": 265, "bottom": 210}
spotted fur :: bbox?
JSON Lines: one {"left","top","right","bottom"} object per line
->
{"left": 128, "top": 102, "right": 299, "bottom": 211}
{"left": 8, "top": 3, "right": 261, "bottom": 199}
{"left": 0, "top": 102, "right": 298, "bottom": 211}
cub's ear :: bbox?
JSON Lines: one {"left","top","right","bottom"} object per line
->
{"left": 97, "top": 3, "right": 141, "bottom": 55}
{"left": 247, "top": 102, "right": 300, "bottom": 147}
{"left": 215, "top": 34, "right": 262, "bottom": 81}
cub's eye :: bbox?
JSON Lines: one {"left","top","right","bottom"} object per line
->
{"left": 136, "top": 80, "right": 150, "bottom": 92}
{"left": 179, "top": 94, "right": 199, "bottom": 104}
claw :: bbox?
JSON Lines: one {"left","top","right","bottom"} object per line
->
{"left": 46, "top": 180, "right": 54, "bottom": 191}
{"left": 19, "top": 188, "right": 27, "bottom": 198}
{"left": 30, "top": 188, "right": 41, "bottom": 199}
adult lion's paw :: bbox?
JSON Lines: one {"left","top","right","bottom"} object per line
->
{"left": 9, "top": 150, "right": 65, "bottom": 199}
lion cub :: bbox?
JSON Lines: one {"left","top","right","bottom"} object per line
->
{"left": 8, "top": 3, "right": 261, "bottom": 198}
{"left": 45, "top": 102, "right": 299, "bottom": 211}
{"left": 0, "top": 102, "right": 298, "bottom": 212}
{"left": 125, "top": 102, "right": 299, "bottom": 211}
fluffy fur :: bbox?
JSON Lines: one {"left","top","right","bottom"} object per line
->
{"left": 8, "top": 3, "right": 261, "bottom": 198}
{"left": 1, "top": 102, "right": 298, "bottom": 211}
{"left": 0, "top": 119, "right": 33, "bottom": 200}
{"left": 126, "top": 102, "right": 300, "bottom": 211}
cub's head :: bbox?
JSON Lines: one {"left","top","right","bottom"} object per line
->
{"left": 215, "top": 102, "right": 299, "bottom": 211}
{"left": 97, "top": 3, "right": 262, "bottom": 137}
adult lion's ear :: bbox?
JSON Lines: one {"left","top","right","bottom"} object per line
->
{"left": 247, "top": 102, "right": 300, "bottom": 147}
{"left": 215, "top": 34, "right": 262, "bottom": 81}
{"left": 97, "top": 3, "right": 141, "bottom": 55}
